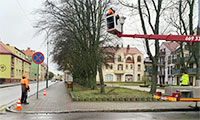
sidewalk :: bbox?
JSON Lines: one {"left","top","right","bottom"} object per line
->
{"left": 7, "top": 82, "right": 198, "bottom": 114}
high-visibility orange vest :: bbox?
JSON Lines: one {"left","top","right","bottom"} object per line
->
{"left": 21, "top": 78, "right": 29, "bottom": 88}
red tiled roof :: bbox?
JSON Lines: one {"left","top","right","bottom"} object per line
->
{"left": 104, "top": 46, "right": 142, "bottom": 56}
{"left": 163, "top": 42, "right": 179, "bottom": 52}
{"left": 121, "top": 47, "right": 142, "bottom": 56}
{"left": 23, "top": 47, "right": 34, "bottom": 56}
{"left": 0, "top": 41, "right": 12, "bottom": 53}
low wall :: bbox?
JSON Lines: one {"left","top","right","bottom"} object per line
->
{"left": 165, "top": 86, "right": 200, "bottom": 98}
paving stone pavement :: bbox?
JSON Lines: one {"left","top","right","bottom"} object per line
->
{"left": 9, "top": 81, "right": 72, "bottom": 112}
{"left": 8, "top": 82, "right": 198, "bottom": 113}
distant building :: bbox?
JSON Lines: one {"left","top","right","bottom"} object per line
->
{"left": 0, "top": 41, "right": 31, "bottom": 83}
{"left": 22, "top": 48, "right": 46, "bottom": 81}
{"left": 96, "top": 45, "right": 144, "bottom": 82}
{"left": 64, "top": 70, "right": 73, "bottom": 82}
{"left": 158, "top": 42, "right": 179, "bottom": 85}
{"left": 144, "top": 57, "right": 152, "bottom": 82}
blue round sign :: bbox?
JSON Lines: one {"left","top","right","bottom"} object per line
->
{"left": 32, "top": 52, "right": 45, "bottom": 64}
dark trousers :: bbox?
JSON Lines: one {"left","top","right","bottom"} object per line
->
{"left": 21, "top": 91, "right": 27, "bottom": 103}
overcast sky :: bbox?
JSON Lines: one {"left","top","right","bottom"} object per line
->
{"left": 0, "top": 0, "right": 62, "bottom": 75}
{"left": 1, "top": 0, "right": 179, "bottom": 75}
{"left": 0, "top": 0, "right": 139, "bottom": 75}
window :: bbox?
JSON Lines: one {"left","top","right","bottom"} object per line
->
{"left": 137, "top": 74, "right": 141, "bottom": 81}
{"left": 130, "top": 64, "right": 133, "bottom": 69}
{"left": 126, "top": 56, "right": 131, "bottom": 60}
{"left": 105, "top": 74, "right": 113, "bottom": 81}
{"left": 118, "top": 64, "right": 123, "bottom": 70}
{"left": 106, "top": 65, "right": 108, "bottom": 69}
{"left": 171, "top": 66, "right": 173, "bottom": 75}
{"left": 137, "top": 56, "right": 141, "bottom": 62}
{"left": 110, "top": 64, "right": 113, "bottom": 69}
{"left": 125, "top": 74, "right": 133, "bottom": 82}
{"left": 126, "top": 65, "right": 128, "bottom": 69}
{"left": 118, "top": 55, "right": 122, "bottom": 62}
{"left": 168, "top": 67, "right": 170, "bottom": 74}
{"left": 189, "top": 63, "right": 193, "bottom": 68}
{"left": 16, "top": 69, "right": 18, "bottom": 76}
{"left": 107, "top": 55, "right": 113, "bottom": 60}
{"left": 138, "top": 64, "right": 141, "bottom": 71}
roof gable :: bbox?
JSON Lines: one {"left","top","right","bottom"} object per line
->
{"left": 0, "top": 41, "right": 12, "bottom": 53}
{"left": 163, "top": 42, "right": 179, "bottom": 52}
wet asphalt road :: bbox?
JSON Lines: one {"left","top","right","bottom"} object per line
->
{"left": 0, "top": 81, "right": 56, "bottom": 110}
{"left": 0, "top": 112, "right": 199, "bottom": 120}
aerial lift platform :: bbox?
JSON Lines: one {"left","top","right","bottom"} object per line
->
{"left": 106, "top": 8, "right": 200, "bottom": 109}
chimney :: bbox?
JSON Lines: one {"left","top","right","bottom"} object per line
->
{"left": 116, "top": 44, "right": 119, "bottom": 49}
{"left": 127, "top": 45, "right": 130, "bottom": 49}
{"left": 6, "top": 44, "right": 10, "bottom": 46}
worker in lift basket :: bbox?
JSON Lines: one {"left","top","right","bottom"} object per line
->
{"left": 180, "top": 72, "right": 189, "bottom": 86}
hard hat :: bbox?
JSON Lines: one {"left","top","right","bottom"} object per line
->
{"left": 22, "top": 73, "right": 27, "bottom": 77}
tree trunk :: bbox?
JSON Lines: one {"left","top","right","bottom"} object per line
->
{"left": 98, "top": 65, "right": 105, "bottom": 94}
{"left": 150, "top": 61, "right": 158, "bottom": 95}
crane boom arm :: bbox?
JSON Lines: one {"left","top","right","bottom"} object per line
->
{"left": 116, "top": 33, "right": 200, "bottom": 45}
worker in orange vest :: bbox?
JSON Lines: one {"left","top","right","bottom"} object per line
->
{"left": 21, "top": 73, "right": 30, "bottom": 104}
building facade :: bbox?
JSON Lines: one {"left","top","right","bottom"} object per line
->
{"left": 172, "top": 44, "right": 197, "bottom": 86}
{"left": 158, "top": 42, "right": 179, "bottom": 85}
{"left": 0, "top": 41, "right": 31, "bottom": 83}
{"left": 144, "top": 57, "right": 152, "bottom": 82}
{"left": 96, "top": 45, "right": 144, "bottom": 82}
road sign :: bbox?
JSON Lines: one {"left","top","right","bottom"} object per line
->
{"left": 32, "top": 52, "right": 45, "bottom": 64}
{"left": 107, "top": 8, "right": 115, "bottom": 16}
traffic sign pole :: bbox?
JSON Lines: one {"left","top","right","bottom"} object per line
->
{"left": 37, "top": 64, "right": 39, "bottom": 99}
{"left": 32, "top": 52, "right": 45, "bottom": 100}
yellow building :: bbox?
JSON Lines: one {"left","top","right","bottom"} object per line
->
{"left": 96, "top": 45, "right": 144, "bottom": 82}
{"left": 0, "top": 41, "right": 31, "bottom": 83}
{"left": 39, "top": 63, "right": 46, "bottom": 81}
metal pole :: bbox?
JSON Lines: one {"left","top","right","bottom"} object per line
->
{"left": 46, "top": 36, "right": 49, "bottom": 88}
{"left": 36, "top": 64, "right": 39, "bottom": 99}
{"left": 197, "top": 0, "right": 200, "bottom": 86}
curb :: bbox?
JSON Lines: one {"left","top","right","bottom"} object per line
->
{"left": 0, "top": 83, "right": 21, "bottom": 88}
{"left": 6, "top": 107, "right": 198, "bottom": 114}
{"left": 0, "top": 81, "right": 37, "bottom": 88}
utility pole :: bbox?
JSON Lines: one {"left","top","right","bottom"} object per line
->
{"left": 33, "top": 25, "right": 49, "bottom": 88}
{"left": 197, "top": 0, "right": 200, "bottom": 86}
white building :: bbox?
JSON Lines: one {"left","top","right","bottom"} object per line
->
{"left": 158, "top": 42, "right": 179, "bottom": 85}
{"left": 96, "top": 45, "right": 144, "bottom": 82}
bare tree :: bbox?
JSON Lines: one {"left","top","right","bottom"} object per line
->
{"left": 119, "top": 0, "right": 173, "bottom": 94}
{"left": 37, "top": 0, "right": 111, "bottom": 93}
{"left": 167, "top": 0, "right": 199, "bottom": 83}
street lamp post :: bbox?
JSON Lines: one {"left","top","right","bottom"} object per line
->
{"left": 33, "top": 25, "right": 49, "bottom": 88}
{"left": 197, "top": 0, "right": 200, "bottom": 86}
{"left": 46, "top": 37, "right": 49, "bottom": 88}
